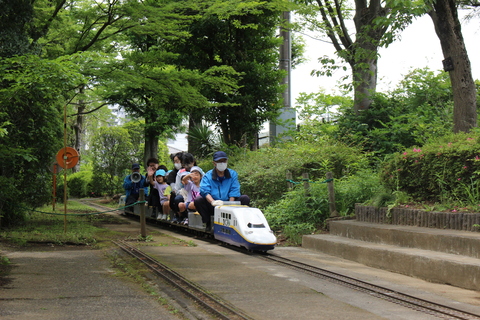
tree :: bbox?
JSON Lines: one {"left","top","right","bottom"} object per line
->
{"left": 0, "top": 54, "right": 86, "bottom": 225}
{"left": 0, "top": 0, "right": 32, "bottom": 57}
{"left": 89, "top": 126, "right": 134, "bottom": 195}
{"left": 169, "top": 5, "right": 288, "bottom": 149}
{"left": 426, "top": 0, "right": 477, "bottom": 132}
{"left": 296, "top": 0, "right": 417, "bottom": 113}
{"left": 102, "top": 49, "right": 240, "bottom": 164}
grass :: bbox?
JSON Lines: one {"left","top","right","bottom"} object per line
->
{"left": 0, "top": 200, "right": 127, "bottom": 247}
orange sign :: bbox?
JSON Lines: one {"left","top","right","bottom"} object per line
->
{"left": 56, "top": 147, "right": 79, "bottom": 169}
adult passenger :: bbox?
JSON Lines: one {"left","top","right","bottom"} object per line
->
{"left": 171, "top": 152, "right": 195, "bottom": 222}
{"left": 194, "top": 151, "right": 249, "bottom": 230}
{"left": 167, "top": 152, "right": 184, "bottom": 196}
{"left": 123, "top": 163, "right": 149, "bottom": 215}
{"left": 145, "top": 157, "right": 160, "bottom": 217}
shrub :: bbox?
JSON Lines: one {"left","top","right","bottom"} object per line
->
{"left": 91, "top": 172, "right": 124, "bottom": 197}
{"left": 334, "top": 69, "right": 454, "bottom": 160}
{"left": 381, "top": 132, "right": 480, "bottom": 205}
{"left": 0, "top": 175, "right": 28, "bottom": 227}
{"left": 234, "top": 138, "right": 370, "bottom": 208}
{"left": 67, "top": 171, "right": 93, "bottom": 198}
{"left": 264, "top": 168, "right": 383, "bottom": 245}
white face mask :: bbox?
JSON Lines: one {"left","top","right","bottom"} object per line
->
{"left": 216, "top": 162, "right": 227, "bottom": 172}
{"left": 174, "top": 163, "right": 182, "bottom": 170}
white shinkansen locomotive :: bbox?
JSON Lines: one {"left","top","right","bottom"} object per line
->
{"left": 125, "top": 198, "right": 277, "bottom": 252}
{"left": 212, "top": 204, "right": 277, "bottom": 251}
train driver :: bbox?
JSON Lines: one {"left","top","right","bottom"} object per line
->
{"left": 194, "top": 151, "right": 250, "bottom": 231}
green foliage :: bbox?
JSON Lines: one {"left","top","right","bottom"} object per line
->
{"left": 89, "top": 126, "right": 134, "bottom": 178}
{"left": 187, "top": 122, "right": 221, "bottom": 159}
{"left": 264, "top": 169, "right": 383, "bottom": 245}
{"left": 67, "top": 171, "right": 93, "bottom": 198}
{"left": 90, "top": 172, "right": 124, "bottom": 197}
{"left": 335, "top": 68, "right": 454, "bottom": 159}
{"left": 0, "top": 175, "right": 27, "bottom": 227}
{"left": 0, "top": 54, "right": 86, "bottom": 226}
{"left": 381, "top": 132, "right": 480, "bottom": 205}
{"left": 169, "top": 6, "right": 286, "bottom": 148}
{"left": 234, "top": 138, "right": 370, "bottom": 208}
{"left": 122, "top": 120, "right": 146, "bottom": 165}
{"left": 0, "top": 0, "right": 33, "bottom": 57}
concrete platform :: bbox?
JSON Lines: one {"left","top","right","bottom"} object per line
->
{"left": 303, "top": 220, "right": 480, "bottom": 291}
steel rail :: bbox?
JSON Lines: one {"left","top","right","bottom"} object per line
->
{"left": 113, "top": 240, "right": 253, "bottom": 320}
{"left": 261, "top": 254, "right": 480, "bottom": 320}
{"left": 82, "top": 200, "right": 480, "bottom": 319}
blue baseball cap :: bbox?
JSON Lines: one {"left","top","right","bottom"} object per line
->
{"left": 155, "top": 169, "right": 166, "bottom": 177}
{"left": 213, "top": 151, "right": 228, "bottom": 162}
{"left": 132, "top": 163, "right": 140, "bottom": 169}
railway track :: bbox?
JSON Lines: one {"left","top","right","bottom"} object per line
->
{"left": 82, "top": 199, "right": 480, "bottom": 319}
{"left": 113, "top": 240, "right": 254, "bottom": 320}
{"left": 259, "top": 253, "right": 480, "bottom": 320}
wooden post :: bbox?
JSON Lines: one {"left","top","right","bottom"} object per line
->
{"left": 286, "top": 171, "right": 293, "bottom": 190}
{"left": 326, "top": 172, "right": 338, "bottom": 217}
{"left": 302, "top": 173, "right": 310, "bottom": 197}
{"left": 139, "top": 189, "right": 146, "bottom": 238}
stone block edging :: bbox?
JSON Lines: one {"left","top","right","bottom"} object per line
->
{"left": 355, "top": 204, "right": 480, "bottom": 232}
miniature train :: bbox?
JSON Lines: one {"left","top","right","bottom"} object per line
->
{"left": 121, "top": 198, "right": 277, "bottom": 252}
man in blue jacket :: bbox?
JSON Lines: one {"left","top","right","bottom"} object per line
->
{"left": 123, "top": 163, "right": 149, "bottom": 214}
{"left": 194, "top": 151, "right": 250, "bottom": 230}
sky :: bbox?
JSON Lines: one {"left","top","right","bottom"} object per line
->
{"left": 291, "top": 12, "right": 480, "bottom": 106}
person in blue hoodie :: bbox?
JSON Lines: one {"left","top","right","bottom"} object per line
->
{"left": 194, "top": 151, "right": 249, "bottom": 230}
{"left": 123, "top": 163, "right": 149, "bottom": 214}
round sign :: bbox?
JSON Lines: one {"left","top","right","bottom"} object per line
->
{"left": 56, "top": 147, "right": 79, "bottom": 169}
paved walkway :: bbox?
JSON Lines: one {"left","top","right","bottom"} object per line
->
{"left": 3, "top": 212, "right": 480, "bottom": 320}
{"left": 0, "top": 246, "right": 180, "bottom": 320}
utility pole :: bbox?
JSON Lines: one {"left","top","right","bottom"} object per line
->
{"left": 270, "top": 11, "right": 296, "bottom": 144}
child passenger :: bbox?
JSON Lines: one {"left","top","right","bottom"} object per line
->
{"left": 147, "top": 169, "right": 170, "bottom": 220}
{"left": 178, "top": 166, "right": 204, "bottom": 225}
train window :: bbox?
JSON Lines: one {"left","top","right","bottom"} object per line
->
{"left": 247, "top": 223, "right": 265, "bottom": 228}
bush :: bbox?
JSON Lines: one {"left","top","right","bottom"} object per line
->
{"left": 0, "top": 175, "right": 28, "bottom": 227}
{"left": 334, "top": 69, "right": 454, "bottom": 160}
{"left": 91, "top": 172, "right": 124, "bottom": 197}
{"left": 381, "top": 132, "right": 480, "bottom": 204}
{"left": 234, "top": 138, "right": 370, "bottom": 208}
{"left": 67, "top": 171, "right": 93, "bottom": 198}
{"left": 263, "top": 168, "right": 383, "bottom": 245}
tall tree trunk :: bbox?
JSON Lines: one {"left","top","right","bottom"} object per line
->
{"left": 143, "top": 135, "right": 158, "bottom": 167}
{"left": 351, "top": 48, "right": 378, "bottom": 113}
{"left": 428, "top": 0, "right": 477, "bottom": 133}
{"left": 143, "top": 116, "right": 158, "bottom": 167}
{"left": 351, "top": 0, "right": 385, "bottom": 113}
